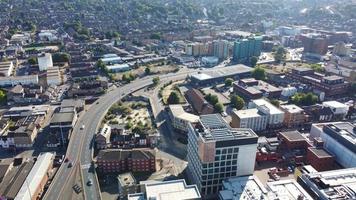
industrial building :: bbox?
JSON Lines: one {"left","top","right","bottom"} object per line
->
{"left": 0, "top": 61, "right": 14, "bottom": 76}
{"left": 38, "top": 53, "right": 53, "bottom": 71}
{"left": 186, "top": 114, "right": 258, "bottom": 198}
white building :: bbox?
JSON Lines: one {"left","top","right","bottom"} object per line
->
{"left": 310, "top": 122, "right": 356, "bottom": 168}
{"left": 106, "top": 63, "right": 131, "bottom": 73}
{"left": 15, "top": 152, "right": 55, "bottom": 200}
{"left": 322, "top": 101, "right": 349, "bottom": 118}
{"left": 0, "top": 75, "right": 39, "bottom": 87}
{"left": 187, "top": 114, "right": 258, "bottom": 198}
{"left": 38, "top": 53, "right": 53, "bottom": 71}
{"left": 219, "top": 175, "right": 313, "bottom": 200}
{"left": 201, "top": 56, "right": 219, "bottom": 67}
{"left": 96, "top": 124, "right": 112, "bottom": 149}
{"left": 0, "top": 61, "right": 14, "bottom": 76}
{"left": 128, "top": 179, "right": 201, "bottom": 200}
{"left": 249, "top": 99, "right": 285, "bottom": 127}
{"left": 167, "top": 105, "right": 199, "bottom": 132}
{"left": 46, "top": 66, "right": 61, "bottom": 86}
{"left": 38, "top": 30, "right": 58, "bottom": 41}
{"left": 231, "top": 108, "right": 268, "bottom": 131}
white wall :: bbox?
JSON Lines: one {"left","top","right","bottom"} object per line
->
{"left": 236, "top": 143, "right": 258, "bottom": 176}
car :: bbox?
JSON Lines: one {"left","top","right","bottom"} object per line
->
{"left": 80, "top": 125, "right": 85, "bottom": 130}
{"left": 73, "top": 184, "right": 82, "bottom": 194}
{"left": 96, "top": 101, "right": 100, "bottom": 104}
{"left": 221, "top": 112, "right": 228, "bottom": 117}
{"left": 68, "top": 162, "right": 73, "bottom": 168}
{"left": 87, "top": 179, "right": 93, "bottom": 186}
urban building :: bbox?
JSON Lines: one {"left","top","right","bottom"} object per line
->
{"left": 96, "top": 149, "right": 156, "bottom": 173}
{"left": 15, "top": 152, "right": 54, "bottom": 200}
{"left": 212, "top": 40, "right": 230, "bottom": 60}
{"left": 0, "top": 75, "right": 39, "bottom": 87}
{"left": 46, "top": 66, "right": 61, "bottom": 86}
{"left": 309, "top": 122, "right": 356, "bottom": 168}
{"left": 201, "top": 56, "right": 219, "bottom": 67}
{"left": 322, "top": 101, "right": 349, "bottom": 119}
{"left": 186, "top": 114, "right": 258, "bottom": 198}
{"left": 280, "top": 104, "right": 308, "bottom": 128}
{"left": 117, "top": 172, "right": 138, "bottom": 200}
{"left": 249, "top": 99, "right": 285, "bottom": 128}
{"left": 286, "top": 68, "right": 350, "bottom": 97}
{"left": 306, "top": 147, "right": 334, "bottom": 171}
{"left": 0, "top": 61, "right": 14, "bottom": 77}
{"left": 233, "top": 36, "right": 262, "bottom": 63}
{"left": 95, "top": 124, "right": 111, "bottom": 149}
{"left": 300, "top": 33, "right": 328, "bottom": 60}
{"left": 128, "top": 179, "right": 201, "bottom": 200}
{"left": 49, "top": 106, "right": 78, "bottom": 131}
{"left": 298, "top": 168, "right": 356, "bottom": 200}
{"left": 233, "top": 78, "right": 282, "bottom": 101}
{"left": 106, "top": 64, "right": 131, "bottom": 73}
{"left": 189, "top": 65, "right": 252, "bottom": 87}
{"left": 219, "top": 175, "right": 313, "bottom": 200}
{"left": 167, "top": 105, "right": 199, "bottom": 132}
{"left": 185, "top": 89, "right": 214, "bottom": 115}
{"left": 231, "top": 108, "right": 268, "bottom": 132}
{"left": 38, "top": 53, "right": 53, "bottom": 71}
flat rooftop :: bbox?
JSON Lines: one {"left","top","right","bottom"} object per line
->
{"left": 168, "top": 105, "right": 199, "bottom": 123}
{"left": 280, "top": 104, "right": 304, "bottom": 113}
{"left": 308, "top": 147, "right": 333, "bottom": 158}
{"left": 196, "top": 114, "right": 258, "bottom": 142}
{"left": 280, "top": 130, "right": 306, "bottom": 142}
{"left": 50, "top": 112, "right": 75, "bottom": 124}
{"left": 234, "top": 108, "right": 264, "bottom": 119}
{"left": 191, "top": 64, "right": 252, "bottom": 81}
{"left": 266, "top": 179, "right": 313, "bottom": 200}
{"left": 251, "top": 99, "right": 284, "bottom": 115}
{"left": 143, "top": 179, "right": 201, "bottom": 200}
{"left": 322, "top": 101, "right": 349, "bottom": 109}
{"left": 322, "top": 122, "right": 356, "bottom": 154}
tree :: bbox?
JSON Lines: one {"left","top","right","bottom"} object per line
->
{"left": 270, "top": 99, "right": 280, "bottom": 107}
{"left": 274, "top": 46, "right": 286, "bottom": 63}
{"left": 152, "top": 77, "right": 160, "bottom": 86}
{"left": 230, "top": 95, "right": 245, "bottom": 110}
{"left": 52, "top": 53, "right": 70, "bottom": 63}
{"left": 0, "top": 89, "right": 6, "bottom": 105}
{"left": 145, "top": 67, "right": 151, "bottom": 75}
{"left": 214, "top": 103, "right": 224, "bottom": 113}
{"left": 28, "top": 57, "right": 37, "bottom": 65}
{"left": 205, "top": 93, "right": 219, "bottom": 105}
{"left": 167, "top": 91, "right": 180, "bottom": 104}
{"left": 225, "top": 78, "right": 234, "bottom": 87}
{"left": 150, "top": 32, "right": 161, "bottom": 40}
{"left": 291, "top": 92, "right": 318, "bottom": 106}
{"left": 251, "top": 67, "right": 266, "bottom": 80}
{"left": 309, "top": 64, "right": 325, "bottom": 73}
{"left": 250, "top": 56, "right": 258, "bottom": 67}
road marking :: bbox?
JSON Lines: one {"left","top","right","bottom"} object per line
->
{"left": 81, "top": 164, "right": 91, "bottom": 169}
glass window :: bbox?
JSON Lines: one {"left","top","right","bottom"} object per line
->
{"left": 227, "top": 155, "right": 232, "bottom": 160}
{"left": 215, "top": 149, "right": 221, "bottom": 155}
{"left": 222, "top": 149, "right": 227, "bottom": 154}
{"left": 233, "top": 154, "right": 238, "bottom": 159}
{"left": 221, "top": 155, "right": 226, "bottom": 160}
{"left": 226, "top": 161, "right": 231, "bottom": 165}
{"left": 234, "top": 148, "right": 239, "bottom": 153}
{"left": 228, "top": 149, "right": 233, "bottom": 153}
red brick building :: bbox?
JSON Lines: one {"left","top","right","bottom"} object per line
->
{"left": 96, "top": 149, "right": 156, "bottom": 173}
{"left": 278, "top": 131, "right": 309, "bottom": 150}
{"left": 306, "top": 147, "right": 334, "bottom": 171}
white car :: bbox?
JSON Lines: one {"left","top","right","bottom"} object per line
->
{"left": 80, "top": 125, "right": 85, "bottom": 130}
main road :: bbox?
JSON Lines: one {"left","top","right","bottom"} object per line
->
{"left": 43, "top": 69, "right": 198, "bottom": 200}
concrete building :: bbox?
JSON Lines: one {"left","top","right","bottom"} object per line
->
{"left": 309, "top": 122, "right": 356, "bottom": 168}
{"left": 231, "top": 108, "right": 268, "bottom": 131}
{"left": 38, "top": 53, "right": 53, "bottom": 71}
{"left": 219, "top": 175, "right": 313, "bottom": 200}
{"left": 49, "top": 107, "right": 78, "bottom": 130}
{"left": 300, "top": 33, "right": 328, "bottom": 60}
{"left": 128, "top": 179, "right": 201, "bottom": 200}
{"left": 15, "top": 152, "right": 54, "bottom": 200}
{"left": 118, "top": 172, "right": 138, "bottom": 200}
{"left": 95, "top": 124, "right": 111, "bottom": 149}
{"left": 101, "top": 56, "right": 123, "bottom": 65}
{"left": 233, "top": 78, "right": 282, "bottom": 101}
{"left": 306, "top": 147, "right": 334, "bottom": 171}
{"left": 46, "top": 66, "right": 61, "bottom": 86}
{"left": 0, "top": 61, "right": 14, "bottom": 76}
{"left": 212, "top": 40, "right": 230, "bottom": 60}
{"left": 201, "top": 56, "right": 219, "bottom": 67}
{"left": 0, "top": 75, "right": 39, "bottom": 87}
{"left": 298, "top": 168, "right": 356, "bottom": 200}
{"left": 167, "top": 105, "right": 199, "bottom": 132}
{"left": 233, "top": 36, "right": 262, "bottom": 63}
{"left": 280, "top": 104, "right": 308, "bottom": 128}
{"left": 187, "top": 114, "right": 258, "bottom": 198}
{"left": 249, "top": 99, "right": 285, "bottom": 128}
{"left": 322, "top": 101, "right": 349, "bottom": 119}
{"left": 106, "top": 63, "right": 131, "bottom": 73}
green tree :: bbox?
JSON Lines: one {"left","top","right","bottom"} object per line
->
{"left": 145, "top": 67, "right": 151, "bottom": 75}
{"left": 167, "top": 91, "right": 180, "bottom": 104}
{"left": 0, "top": 89, "right": 7, "bottom": 105}
{"left": 250, "top": 56, "right": 258, "bottom": 67}
{"left": 251, "top": 67, "right": 266, "bottom": 80}
{"left": 28, "top": 57, "right": 37, "bottom": 65}
{"left": 205, "top": 93, "right": 219, "bottom": 105}
{"left": 291, "top": 92, "right": 318, "bottom": 106}
{"left": 214, "top": 102, "right": 224, "bottom": 113}
{"left": 52, "top": 53, "right": 70, "bottom": 63}
{"left": 309, "top": 64, "right": 325, "bottom": 73}
{"left": 230, "top": 95, "right": 245, "bottom": 110}
{"left": 225, "top": 78, "right": 234, "bottom": 87}
{"left": 274, "top": 46, "right": 286, "bottom": 63}
{"left": 152, "top": 77, "right": 160, "bottom": 86}
{"left": 270, "top": 99, "right": 280, "bottom": 107}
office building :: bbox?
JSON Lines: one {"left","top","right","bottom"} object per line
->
{"left": 187, "top": 114, "right": 258, "bottom": 198}
{"left": 219, "top": 175, "right": 313, "bottom": 200}
{"left": 309, "top": 122, "right": 356, "bottom": 168}
{"left": 37, "top": 53, "right": 53, "bottom": 71}
{"left": 280, "top": 104, "right": 308, "bottom": 128}
{"left": 249, "top": 99, "right": 285, "bottom": 128}
{"left": 233, "top": 36, "right": 262, "bottom": 63}
{"left": 231, "top": 108, "right": 268, "bottom": 132}
{"left": 300, "top": 34, "right": 328, "bottom": 60}
{"left": 167, "top": 105, "right": 199, "bottom": 132}
{"left": 322, "top": 101, "right": 349, "bottom": 119}
{"left": 128, "top": 179, "right": 201, "bottom": 200}
{"left": 298, "top": 168, "right": 356, "bottom": 200}
{"left": 233, "top": 78, "right": 282, "bottom": 101}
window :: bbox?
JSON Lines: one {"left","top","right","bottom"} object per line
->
{"left": 234, "top": 148, "right": 239, "bottom": 153}
{"left": 228, "top": 148, "right": 233, "bottom": 153}
{"left": 216, "top": 149, "right": 221, "bottom": 155}
{"left": 232, "top": 160, "right": 237, "bottom": 165}
{"left": 227, "top": 155, "right": 232, "bottom": 159}
{"left": 221, "top": 155, "right": 226, "bottom": 160}
{"left": 233, "top": 154, "right": 238, "bottom": 159}
{"left": 226, "top": 161, "right": 231, "bottom": 165}
{"left": 222, "top": 149, "right": 227, "bottom": 154}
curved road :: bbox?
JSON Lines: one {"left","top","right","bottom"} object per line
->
{"left": 44, "top": 70, "right": 197, "bottom": 200}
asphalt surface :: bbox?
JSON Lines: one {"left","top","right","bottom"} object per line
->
{"left": 44, "top": 69, "right": 197, "bottom": 200}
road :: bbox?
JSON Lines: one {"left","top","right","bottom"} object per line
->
{"left": 44, "top": 69, "right": 198, "bottom": 200}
